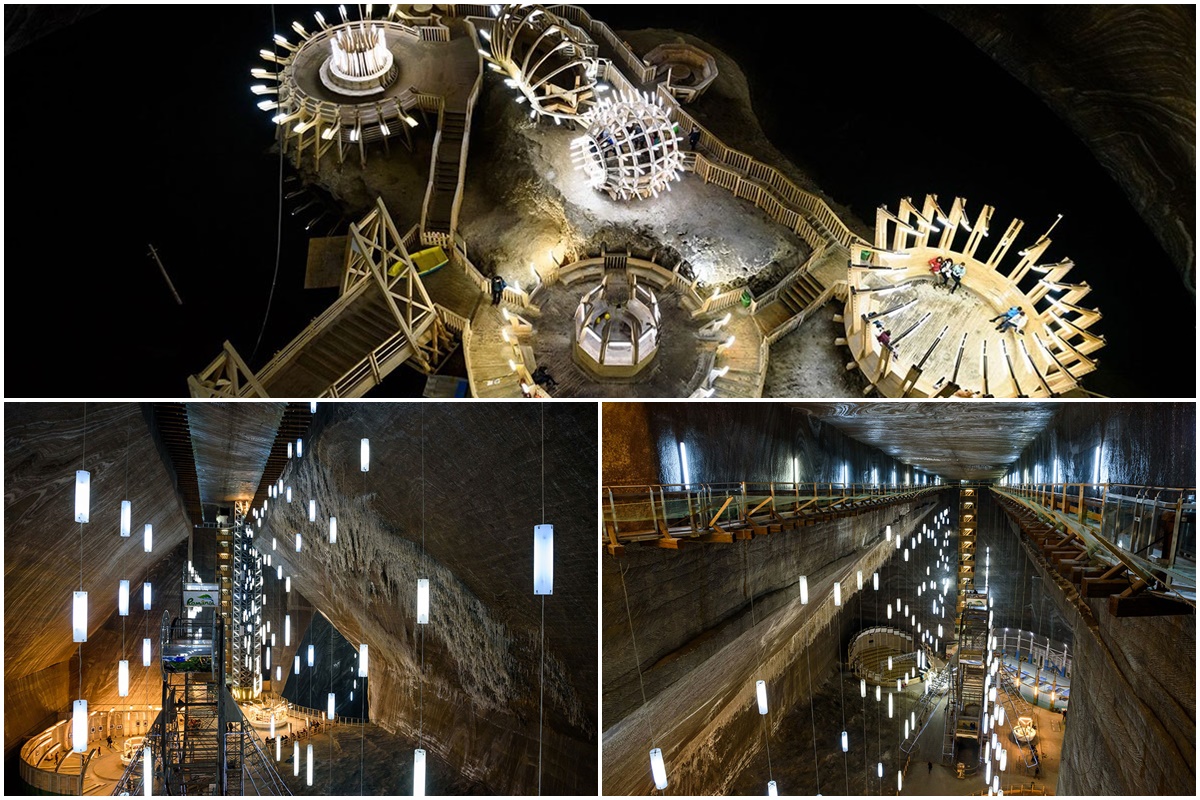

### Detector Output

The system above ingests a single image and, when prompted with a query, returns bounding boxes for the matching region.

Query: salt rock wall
[929,5,1196,291]
[602,500,941,795]
[4,403,193,753]
[995,503,1195,794]
[602,402,912,487]
[259,403,597,794]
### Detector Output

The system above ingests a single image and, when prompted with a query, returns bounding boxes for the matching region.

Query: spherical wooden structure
[570,92,685,200]
[843,194,1104,398]
[482,4,597,120]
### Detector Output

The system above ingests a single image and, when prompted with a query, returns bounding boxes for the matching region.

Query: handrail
[992,483,1195,602]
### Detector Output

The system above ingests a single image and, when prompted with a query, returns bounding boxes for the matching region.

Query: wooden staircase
[753,271,827,336]
[423,110,467,237]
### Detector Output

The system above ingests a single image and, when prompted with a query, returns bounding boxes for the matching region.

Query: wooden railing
[751,243,829,313]
[553,5,657,84]
[765,283,839,345]
[254,281,374,389]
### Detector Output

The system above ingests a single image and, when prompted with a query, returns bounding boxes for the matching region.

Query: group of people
[928,256,966,294]
[990,305,1028,334]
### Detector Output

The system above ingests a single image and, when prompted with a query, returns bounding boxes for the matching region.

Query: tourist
[948,262,966,293]
[937,259,953,287]
[876,328,896,354]
[689,126,701,151]
[990,306,1021,324]
[531,365,557,391]
[927,761,933,775]
[490,274,507,306]
[996,311,1027,334]
[929,257,945,285]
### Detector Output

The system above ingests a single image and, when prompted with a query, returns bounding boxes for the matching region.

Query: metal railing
[994,483,1196,599]
[603,481,946,543]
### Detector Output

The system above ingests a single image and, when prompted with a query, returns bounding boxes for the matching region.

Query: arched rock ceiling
[791,403,1061,481]
[187,402,285,505]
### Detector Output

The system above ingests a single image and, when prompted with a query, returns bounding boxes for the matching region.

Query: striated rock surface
[4,403,193,753]
[928,5,1196,291]
[260,403,597,794]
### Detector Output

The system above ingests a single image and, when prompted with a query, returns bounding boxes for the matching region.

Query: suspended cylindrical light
[887,605,892,620]
[119,580,130,616]
[649,748,668,790]
[755,680,768,715]
[270,714,276,739]
[327,692,335,719]
[120,500,131,537]
[297,438,304,458]
[860,678,866,698]
[904,720,909,739]
[308,645,315,667]
[75,471,91,523]
[277,565,283,580]
[841,730,848,752]
[118,660,130,697]
[358,643,369,677]
[887,656,893,671]
[72,699,88,752]
[361,438,370,472]
[903,549,909,562]
[293,741,300,777]
[898,771,903,791]
[833,581,842,606]
[999,748,1007,772]
[887,692,894,718]
[885,525,891,540]
[286,577,291,593]
[873,572,879,591]
[329,516,338,543]
[985,759,992,785]
[275,665,281,681]
[799,575,809,604]
[296,532,302,552]
[996,705,1005,726]
[272,537,277,551]
[286,486,293,503]
[143,638,152,667]
[285,614,291,646]
[144,524,153,553]
[413,748,426,796]
[308,500,316,522]
[144,582,152,611]
[306,742,313,786]
[856,570,863,590]
[73,591,88,642]
[143,744,152,796]
[294,655,300,675]
[877,762,883,779]
[532,523,555,595]
[276,736,281,762]
[417,579,430,624]
[266,647,272,670]
[875,685,881,702]
[768,780,778,796]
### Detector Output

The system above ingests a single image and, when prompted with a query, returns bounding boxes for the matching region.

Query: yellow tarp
[389,246,449,277]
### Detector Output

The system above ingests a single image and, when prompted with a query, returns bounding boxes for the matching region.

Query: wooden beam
[1081,577,1130,598]
[697,532,734,544]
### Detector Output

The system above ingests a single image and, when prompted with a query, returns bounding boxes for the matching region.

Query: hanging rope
[418,406,425,759]
[618,562,662,794]
[251,3,286,364]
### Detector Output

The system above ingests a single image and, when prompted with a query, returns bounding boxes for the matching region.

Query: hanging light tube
[756,680,768,714]
[306,742,313,785]
[143,744,152,796]
[286,576,291,593]
[649,748,668,790]
[841,730,848,752]
[276,736,281,762]
[327,692,335,719]
[75,471,91,523]
[359,643,369,677]
[120,500,131,537]
[144,583,152,611]
[308,645,315,667]
[361,438,370,472]
[413,748,426,796]
[296,438,303,458]
[293,741,300,777]
[799,575,809,604]
[295,655,300,675]
[72,699,88,752]
[833,581,842,606]
[296,532,302,552]
[309,500,316,522]
[119,580,130,616]
[73,591,88,642]
[768,780,778,796]
[285,614,291,646]
[143,638,152,667]
[534,524,554,595]
[329,516,337,544]
[144,524,153,553]
[417,579,430,624]
[118,660,130,696]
